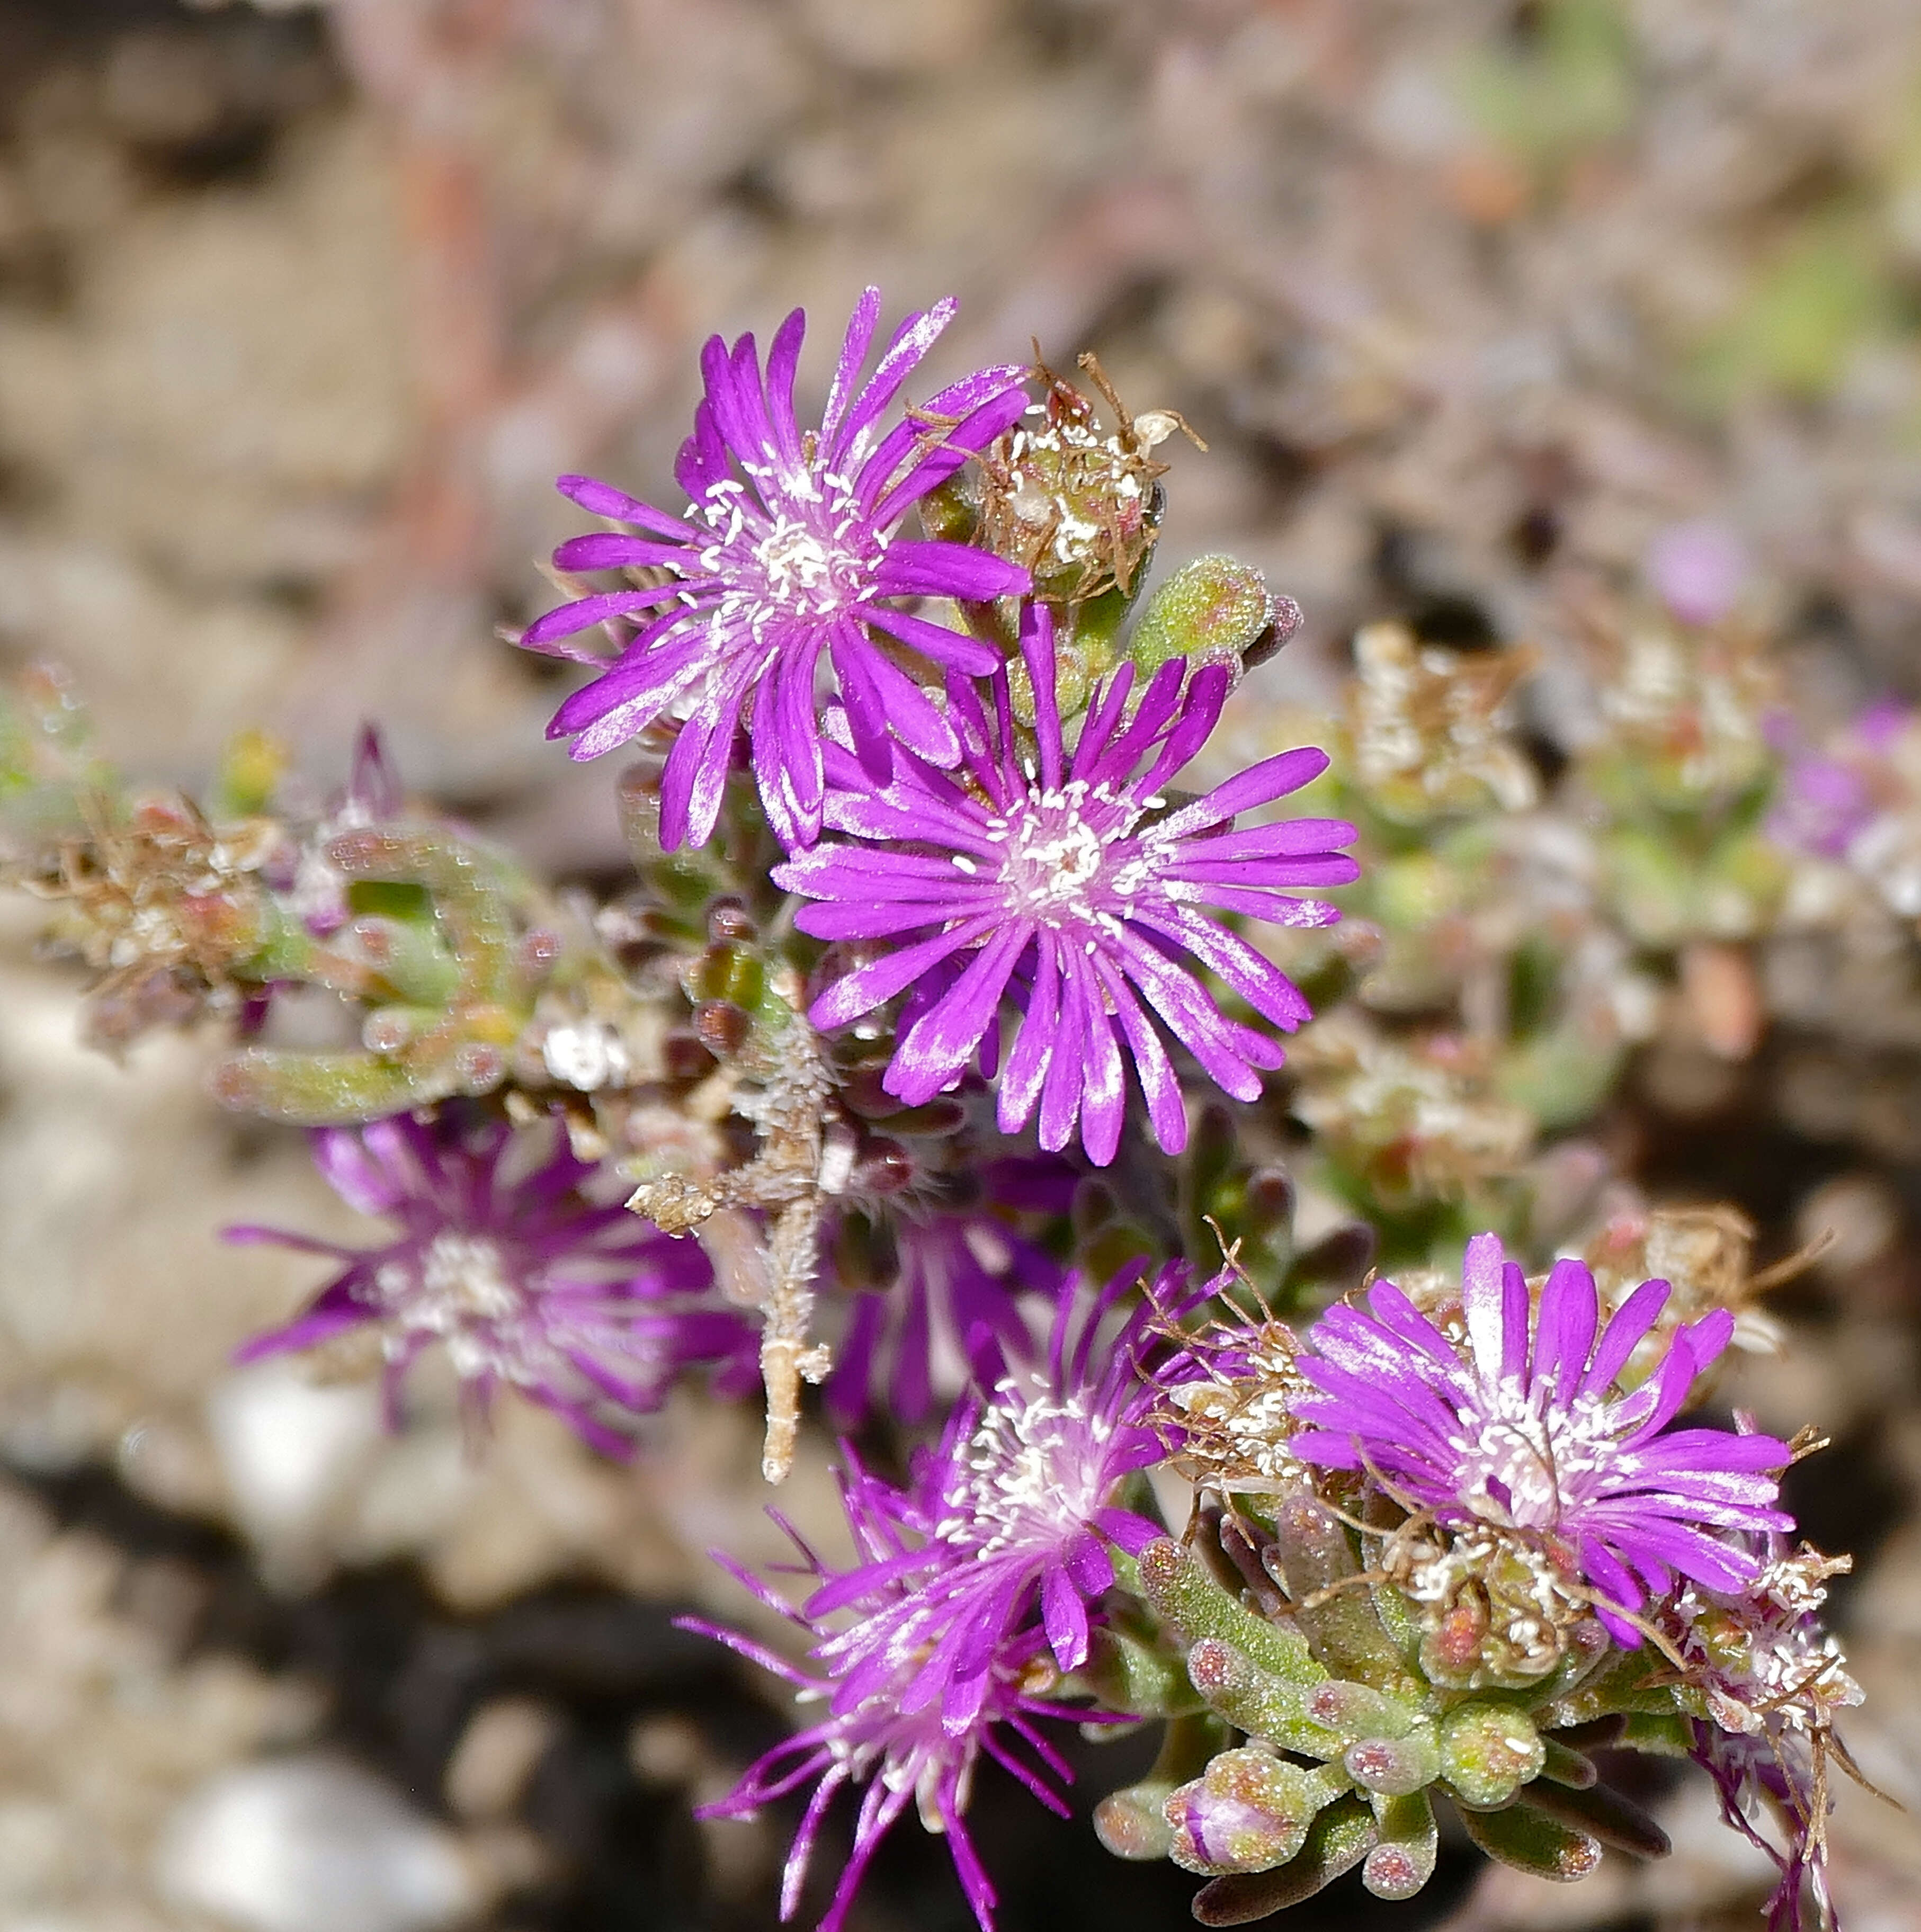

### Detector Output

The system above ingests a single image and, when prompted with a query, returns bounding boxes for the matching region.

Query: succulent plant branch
[1,286,1890,1932]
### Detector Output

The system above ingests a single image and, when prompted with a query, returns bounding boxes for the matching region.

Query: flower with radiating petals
[774,604,1359,1162]
[227,1111,754,1455]
[810,1263,1199,1733]
[1289,1232,1794,1645]
[820,1155,1075,1430]
[688,1471,1087,1932]
[518,289,1032,851]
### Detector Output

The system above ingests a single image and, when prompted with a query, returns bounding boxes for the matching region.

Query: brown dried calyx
[973,350,1204,605]
[20,791,282,1046]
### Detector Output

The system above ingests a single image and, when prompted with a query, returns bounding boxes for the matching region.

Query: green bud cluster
[1091,1523,1681,1915]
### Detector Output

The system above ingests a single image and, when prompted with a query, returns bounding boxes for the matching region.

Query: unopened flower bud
[1128,556,1275,681]
[1164,1748,1343,1875]
[1439,1702,1545,1807]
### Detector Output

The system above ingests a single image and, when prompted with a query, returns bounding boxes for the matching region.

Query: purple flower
[820,1155,1076,1430]
[1647,520,1749,628]
[1765,695,1909,862]
[227,1111,754,1456]
[809,1264,1195,1732]
[518,289,1031,852]
[774,604,1359,1164]
[1290,1233,1794,1646]
[689,1475,1085,1932]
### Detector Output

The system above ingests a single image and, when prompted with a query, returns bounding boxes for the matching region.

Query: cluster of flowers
[7,290,1859,1928]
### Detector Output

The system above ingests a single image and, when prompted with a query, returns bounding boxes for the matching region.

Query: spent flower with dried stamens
[1667,1532,1862,1931]
[519,288,1031,852]
[776,603,1357,1163]
[229,1110,753,1455]
[1290,1233,1794,1645]
[972,351,1198,604]
[25,790,284,1046]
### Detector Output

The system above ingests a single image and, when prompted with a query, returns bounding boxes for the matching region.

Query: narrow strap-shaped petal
[1531,1257,1600,1398]
[1459,1232,1510,1381]
[812,917,998,1032]
[997,933,1061,1134]
[828,296,954,468]
[1579,1277,1672,1397]
[1160,747,1335,838]
[556,472,695,541]
[1094,954,1186,1153]
[521,587,689,660]
[863,603,1002,676]
[1064,946,1127,1165]
[890,922,1030,1105]
[820,287,882,450]
[1021,603,1065,790]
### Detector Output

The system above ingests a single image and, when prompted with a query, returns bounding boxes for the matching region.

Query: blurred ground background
[5,1,1921,1928]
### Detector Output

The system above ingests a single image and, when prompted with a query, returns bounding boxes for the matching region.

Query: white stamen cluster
[936,1381,1114,1562]
[1669,1548,1863,1737]
[690,469,884,632]
[375,1233,524,1382]
[987,782,1141,928]
[1451,1380,1619,1531]
[1167,1330,1315,1496]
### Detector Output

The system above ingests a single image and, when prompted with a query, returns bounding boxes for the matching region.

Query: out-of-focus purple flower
[821,1157,1076,1430]
[1290,1233,1794,1645]
[687,1474,1087,1932]
[774,604,1358,1164]
[1765,695,1909,862]
[809,1263,1197,1732]
[1768,750,1875,861]
[518,289,1031,852]
[227,1111,754,1455]
[1648,520,1749,628]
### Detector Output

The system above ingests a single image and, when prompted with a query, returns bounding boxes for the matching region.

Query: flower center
[996,790,1127,926]
[1453,1386,1614,1532]
[691,469,883,627]
[377,1231,521,1334]
[754,517,847,609]
[940,1386,1111,1559]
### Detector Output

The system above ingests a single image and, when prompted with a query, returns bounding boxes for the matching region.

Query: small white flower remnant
[1669,1544,1862,1740]
[1164,1319,1316,1500]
